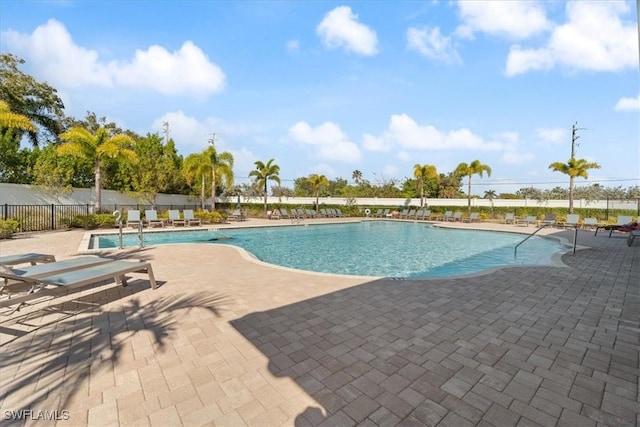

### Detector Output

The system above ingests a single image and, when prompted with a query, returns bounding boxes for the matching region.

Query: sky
[1,0,639,195]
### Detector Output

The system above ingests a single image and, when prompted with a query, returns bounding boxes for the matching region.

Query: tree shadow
[0,288,230,414]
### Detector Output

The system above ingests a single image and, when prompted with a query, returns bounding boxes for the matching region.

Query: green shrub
[196,210,226,223]
[0,219,20,238]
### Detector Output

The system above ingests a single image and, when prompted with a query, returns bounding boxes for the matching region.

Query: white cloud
[506,1,638,76]
[384,114,503,151]
[288,121,362,163]
[316,6,378,56]
[615,94,640,111]
[2,19,225,98]
[455,1,551,40]
[362,134,389,151]
[286,39,300,54]
[536,127,566,144]
[397,151,412,162]
[406,26,461,64]
[382,165,399,177]
[111,41,225,98]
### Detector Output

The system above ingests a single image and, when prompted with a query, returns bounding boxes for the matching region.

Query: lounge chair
[583,218,599,230]
[595,216,633,237]
[279,208,290,219]
[2,256,114,297]
[335,208,347,218]
[415,210,424,220]
[628,230,640,247]
[463,212,480,223]
[168,210,185,226]
[504,213,516,224]
[145,209,165,227]
[0,253,56,268]
[450,211,462,222]
[560,214,580,229]
[540,214,557,227]
[268,209,280,220]
[0,260,157,312]
[127,209,142,228]
[184,209,201,226]
[437,211,452,221]
[372,209,383,218]
[517,216,538,226]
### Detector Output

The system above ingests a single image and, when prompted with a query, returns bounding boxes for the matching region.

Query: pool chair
[184,209,201,226]
[168,209,186,226]
[127,209,142,228]
[0,253,56,268]
[540,214,557,227]
[504,213,516,224]
[0,260,157,313]
[560,214,580,229]
[463,212,480,223]
[279,208,290,219]
[145,209,165,227]
[2,256,115,296]
[450,211,462,222]
[517,216,538,227]
[595,216,633,237]
[628,230,640,247]
[267,209,280,220]
[583,218,599,230]
[415,209,424,220]
[437,211,453,221]
[336,208,348,217]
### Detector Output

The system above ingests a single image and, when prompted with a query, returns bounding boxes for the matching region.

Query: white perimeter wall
[1,183,637,210]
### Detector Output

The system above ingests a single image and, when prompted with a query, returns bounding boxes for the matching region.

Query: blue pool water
[93,221,566,278]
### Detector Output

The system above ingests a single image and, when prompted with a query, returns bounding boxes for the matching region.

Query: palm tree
[455,160,492,213]
[307,173,329,209]
[549,158,600,213]
[352,169,363,185]
[249,158,281,214]
[0,100,36,133]
[58,126,136,213]
[182,147,234,211]
[484,189,497,217]
[413,163,438,207]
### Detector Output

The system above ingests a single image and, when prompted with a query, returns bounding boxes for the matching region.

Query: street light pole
[208,133,216,211]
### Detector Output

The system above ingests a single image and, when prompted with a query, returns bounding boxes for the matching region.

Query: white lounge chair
[451,211,463,222]
[463,212,480,223]
[504,213,516,224]
[540,214,557,227]
[583,217,598,230]
[145,209,165,227]
[437,211,452,221]
[560,214,580,229]
[0,260,157,312]
[184,209,201,226]
[0,253,56,268]
[127,209,142,228]
[517,216,538,226]
[168,210,185,226]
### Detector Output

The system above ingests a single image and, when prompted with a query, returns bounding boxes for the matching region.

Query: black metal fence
[1,204,200,232]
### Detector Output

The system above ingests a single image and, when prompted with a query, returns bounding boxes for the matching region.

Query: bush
[67,214,117,229]
[196,210,226,224]
[0,219,20,238]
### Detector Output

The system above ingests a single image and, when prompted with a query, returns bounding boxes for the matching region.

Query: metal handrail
[514,225,548,258]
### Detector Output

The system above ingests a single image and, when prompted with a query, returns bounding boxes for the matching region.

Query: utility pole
[208,133,216,212]
[571,122,586,160]
[162,121,170,145]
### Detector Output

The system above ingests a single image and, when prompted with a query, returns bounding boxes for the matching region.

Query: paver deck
[0,218,638,426]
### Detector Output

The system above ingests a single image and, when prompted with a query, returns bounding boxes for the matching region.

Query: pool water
[94,222,566,278]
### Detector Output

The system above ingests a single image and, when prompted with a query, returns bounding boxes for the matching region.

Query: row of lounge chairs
[369,209,481,222]
[0,252,156,314]
[126,209,201,228]
[268,208,349,220]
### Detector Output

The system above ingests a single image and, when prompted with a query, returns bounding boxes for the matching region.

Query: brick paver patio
[0,219,638,426]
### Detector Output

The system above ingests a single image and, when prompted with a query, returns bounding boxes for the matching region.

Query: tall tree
[182,146,234,211]
[0,100,38,183]
[249,159,280,214]
[352,169,363,185]
[549,158,600,213]
[484,189,497,217]
[413,163,438,207]
[0,54,65,145]
[58,126,136,212]
[307,173,329,209]
[455,160,492,212]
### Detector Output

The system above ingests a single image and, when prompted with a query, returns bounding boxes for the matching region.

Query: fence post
[51,204,55,230]
[3,203,6,220]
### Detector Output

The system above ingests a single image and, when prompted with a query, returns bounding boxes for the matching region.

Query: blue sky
[1,0,638,194]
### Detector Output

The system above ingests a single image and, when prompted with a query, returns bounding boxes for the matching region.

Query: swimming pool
[92,222,567,278]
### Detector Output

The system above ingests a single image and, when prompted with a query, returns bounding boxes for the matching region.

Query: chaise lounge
[0,260,157,313]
